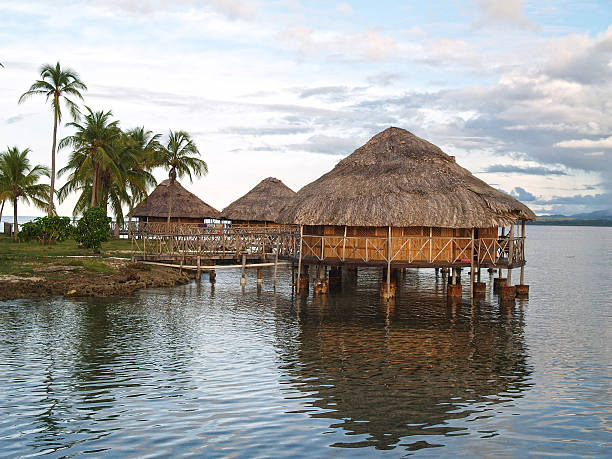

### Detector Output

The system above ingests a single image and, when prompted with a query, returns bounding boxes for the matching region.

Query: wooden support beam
[470,227,475,298]
[508,223,514,285]
[296,225,303,294]
[241,254,247,285]
[273,237,279,288]
[387,225,391,296]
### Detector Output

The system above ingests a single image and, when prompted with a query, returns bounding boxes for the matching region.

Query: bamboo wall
[301,225,500,264]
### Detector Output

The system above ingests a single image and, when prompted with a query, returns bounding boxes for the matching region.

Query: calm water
[1,226,610,457]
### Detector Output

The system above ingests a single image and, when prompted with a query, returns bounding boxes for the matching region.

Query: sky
[0,0,611,217]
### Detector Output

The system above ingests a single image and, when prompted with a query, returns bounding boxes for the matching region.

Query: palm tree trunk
[0,200,4,222]
[49,100,58,216]
[13,197,18,239]
[91,163,99,207]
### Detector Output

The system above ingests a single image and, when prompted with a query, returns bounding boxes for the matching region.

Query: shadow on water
[274,268,533,452]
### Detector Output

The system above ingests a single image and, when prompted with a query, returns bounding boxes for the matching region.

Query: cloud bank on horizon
[0,0,610,217]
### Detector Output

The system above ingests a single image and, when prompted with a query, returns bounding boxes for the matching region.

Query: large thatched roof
[133,179,220,219]
[278,127,536,227]
[221,177,295,222]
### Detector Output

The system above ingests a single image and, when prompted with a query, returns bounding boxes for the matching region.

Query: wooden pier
[128,221,528,299]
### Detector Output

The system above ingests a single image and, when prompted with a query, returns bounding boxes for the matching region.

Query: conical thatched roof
[133,179,220,219]
[221,177,295,222]
[278,127,536,227]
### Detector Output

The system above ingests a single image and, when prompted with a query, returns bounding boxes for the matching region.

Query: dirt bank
[0,261,193,301]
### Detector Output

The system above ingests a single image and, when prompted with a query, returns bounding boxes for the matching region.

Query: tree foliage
[74,206,111,252]
[18,62,87,215]
[19,216,73,257]
[0,147,50,238]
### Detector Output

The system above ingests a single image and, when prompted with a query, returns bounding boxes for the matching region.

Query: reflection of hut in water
[221,177,295,227]
[274,295,531,452]
[278,127,536,298]
[132,179,220,226]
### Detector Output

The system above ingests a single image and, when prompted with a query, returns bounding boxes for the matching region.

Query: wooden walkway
[128,223,525,269]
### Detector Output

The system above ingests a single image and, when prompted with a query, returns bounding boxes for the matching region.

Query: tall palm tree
[122,127,160,232]
[58,107,121,210]
[0,147,50,238]
[18,62,87,215]
[157,130,208,226]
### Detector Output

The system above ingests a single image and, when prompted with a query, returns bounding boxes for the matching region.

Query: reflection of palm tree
[157,130,207,227]
[274,290,531,451]
[18,62,87,215]
[0,147,50,238]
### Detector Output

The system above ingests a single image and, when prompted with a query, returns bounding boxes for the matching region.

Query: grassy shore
[0,235,133,276]
[0,235,193,300]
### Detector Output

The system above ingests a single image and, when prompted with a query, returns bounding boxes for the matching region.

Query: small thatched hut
[132,179,220,225]
[221,177,295,227]
[277,127,536,297]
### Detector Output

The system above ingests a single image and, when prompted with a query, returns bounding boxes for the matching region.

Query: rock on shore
[0,262,193,301]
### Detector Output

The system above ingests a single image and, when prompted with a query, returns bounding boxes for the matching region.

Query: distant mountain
[571,209,612,219]
[532,210,612,227]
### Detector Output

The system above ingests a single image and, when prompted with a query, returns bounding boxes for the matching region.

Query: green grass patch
[0,235,130,275]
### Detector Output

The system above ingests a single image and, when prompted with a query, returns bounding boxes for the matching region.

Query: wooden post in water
[296,225,303,294]
[342,225,347,261]
[470,228,475,298]
[520,220,525,285]
[508,223,514,285]
[273,236,279,288]
[196,256,201,282]
[240,253,247,285]
[257,267,263,284]
[387,226,391,295]
[209,259,216,283]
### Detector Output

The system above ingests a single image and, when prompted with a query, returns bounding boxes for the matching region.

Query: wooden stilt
[273,238,279,288]
[387,225,391,296]
[196,256,201,282]
[257,267,263,284]
[508,223,514,285]
[470,228,475,298]
[296,225,303,294]
[520,220,526,285]
[240,253,246,285]
[209,260,216,283]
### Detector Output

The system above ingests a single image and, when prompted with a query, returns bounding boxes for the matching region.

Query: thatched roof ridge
[133,179,220,219]
[278,127,536,227]
[221,177,296,222]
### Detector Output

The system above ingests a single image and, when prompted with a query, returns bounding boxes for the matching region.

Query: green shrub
[19,216,74,257]
[75,207,111,252]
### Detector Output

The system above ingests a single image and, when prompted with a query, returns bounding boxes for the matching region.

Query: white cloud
[473,0,537,30]
[555,136,612,149]
[281,25,396,60]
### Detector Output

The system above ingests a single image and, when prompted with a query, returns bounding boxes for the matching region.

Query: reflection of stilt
[313,265,329,295]
[240,254,246,286]
[448,267,462,298]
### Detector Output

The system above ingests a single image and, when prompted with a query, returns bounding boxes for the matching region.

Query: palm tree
[18,62,87,215]
[58,107,121,211]
[122,127,160,232]
[0,147,50,238]
[157,130,208,226]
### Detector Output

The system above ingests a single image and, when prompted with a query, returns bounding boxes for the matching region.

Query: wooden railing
[130,226,525,267]
[132,226,297,259]
[299,234,525,266]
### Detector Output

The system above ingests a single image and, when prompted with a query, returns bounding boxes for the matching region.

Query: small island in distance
[530,209,612,227]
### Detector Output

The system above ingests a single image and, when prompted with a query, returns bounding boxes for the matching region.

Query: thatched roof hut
[133,179,220,222]
[221,177,295,224]
[278,127,535,227]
